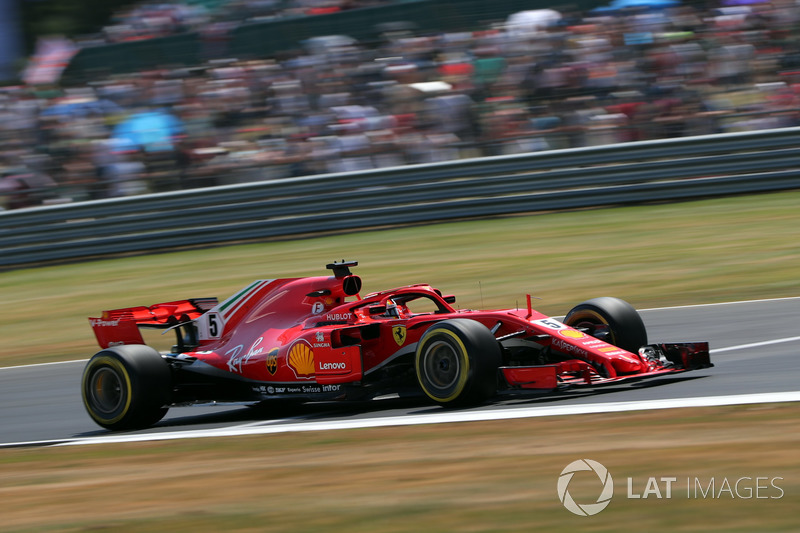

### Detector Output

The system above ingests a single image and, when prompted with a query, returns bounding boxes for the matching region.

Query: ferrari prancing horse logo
[392,325,407,346]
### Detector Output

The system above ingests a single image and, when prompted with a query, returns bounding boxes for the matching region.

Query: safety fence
[2,127,800,268]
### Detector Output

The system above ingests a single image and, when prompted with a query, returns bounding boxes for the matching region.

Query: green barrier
[62,0,605,82]
[64,33,204,82]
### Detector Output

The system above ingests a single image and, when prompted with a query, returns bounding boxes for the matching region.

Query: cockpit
[358,287,457,320]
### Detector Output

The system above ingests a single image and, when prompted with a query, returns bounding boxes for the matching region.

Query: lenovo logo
[319,362,347,371]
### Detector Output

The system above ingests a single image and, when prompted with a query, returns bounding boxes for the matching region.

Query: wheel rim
[422,340,460,392]
[568,312,615,344]
[88,367,125,415]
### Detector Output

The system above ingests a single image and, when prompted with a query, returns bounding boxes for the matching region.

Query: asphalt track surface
[2,297,799,447]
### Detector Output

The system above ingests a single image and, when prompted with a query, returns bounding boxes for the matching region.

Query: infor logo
[557,459,614,516]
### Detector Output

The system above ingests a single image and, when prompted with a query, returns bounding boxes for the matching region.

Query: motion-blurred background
[3,0,799,210]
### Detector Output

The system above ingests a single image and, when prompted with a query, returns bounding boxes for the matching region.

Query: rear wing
[89,298,218,349]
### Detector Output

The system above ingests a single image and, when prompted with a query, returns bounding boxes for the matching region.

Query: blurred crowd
[84,0,394,45]
[4,0,800,209]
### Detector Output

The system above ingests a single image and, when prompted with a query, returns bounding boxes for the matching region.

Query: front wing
[500,342,712,391]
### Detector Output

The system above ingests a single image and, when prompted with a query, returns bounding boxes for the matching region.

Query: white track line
[0,359,87,371]
[712,336,800,354]
[640,295,800,312]
[16,391,793,448]
[2,297,798,448]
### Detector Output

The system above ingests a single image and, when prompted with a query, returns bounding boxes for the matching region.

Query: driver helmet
[385,299,400,318]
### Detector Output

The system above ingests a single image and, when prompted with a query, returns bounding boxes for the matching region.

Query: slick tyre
[564,297,647,354]
[415,319,501,406]
[82,345,171,430]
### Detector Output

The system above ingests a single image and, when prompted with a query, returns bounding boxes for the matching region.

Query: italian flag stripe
[219,280,272,318]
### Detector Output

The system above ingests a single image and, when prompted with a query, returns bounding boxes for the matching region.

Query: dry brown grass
[2,403,799,532]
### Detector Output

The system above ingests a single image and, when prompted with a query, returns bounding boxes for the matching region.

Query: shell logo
[560,329,586,339]
[288,340,315,379]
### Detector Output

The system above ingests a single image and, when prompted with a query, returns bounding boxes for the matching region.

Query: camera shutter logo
[557,459,614,516]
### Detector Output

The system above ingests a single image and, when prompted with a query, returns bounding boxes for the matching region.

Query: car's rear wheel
[82,345,171,430]
[564,297,647,353]
[415,319,501,406]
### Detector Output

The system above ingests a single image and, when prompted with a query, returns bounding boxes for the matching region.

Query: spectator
[6,0,800,209]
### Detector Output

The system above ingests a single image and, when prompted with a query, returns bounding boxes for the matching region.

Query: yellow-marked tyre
[415,319,501,406]
[564,297,647,354]
[81,345,171,430]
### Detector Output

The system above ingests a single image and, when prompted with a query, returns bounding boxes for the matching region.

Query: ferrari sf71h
[82,261,711,430]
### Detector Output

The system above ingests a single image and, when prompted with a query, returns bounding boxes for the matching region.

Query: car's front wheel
[82,344,172,430]
[564,297,647,353]
[415,319,501,406]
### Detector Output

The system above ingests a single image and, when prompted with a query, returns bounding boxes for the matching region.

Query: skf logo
[265,348,278,375]
[392,325,407,346]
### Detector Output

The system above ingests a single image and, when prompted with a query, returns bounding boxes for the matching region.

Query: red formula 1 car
[82,261,711,430]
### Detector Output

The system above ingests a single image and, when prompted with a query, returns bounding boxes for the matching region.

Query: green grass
[2,190,800,366]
